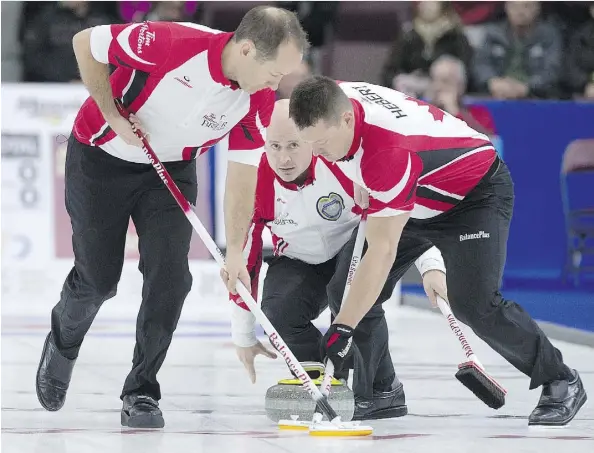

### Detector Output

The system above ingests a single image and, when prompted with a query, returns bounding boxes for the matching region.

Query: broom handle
[114,99,341,423]
[313,212,368,424]
[436,296,484,370]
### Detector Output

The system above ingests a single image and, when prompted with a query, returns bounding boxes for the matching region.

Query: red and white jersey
[230,153,447,313]
[336,82,497,219]
[73,21,273,165]
[229,153,447,343]
[235,153,361,302]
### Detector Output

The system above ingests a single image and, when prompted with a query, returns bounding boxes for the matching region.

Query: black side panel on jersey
[122,71,150,108]
[417,147,475,176]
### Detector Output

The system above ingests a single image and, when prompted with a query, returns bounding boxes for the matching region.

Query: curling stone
[265,362,354,422]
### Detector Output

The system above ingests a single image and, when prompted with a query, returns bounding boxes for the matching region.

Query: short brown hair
[289,76,351,129]
[234,6,309,61]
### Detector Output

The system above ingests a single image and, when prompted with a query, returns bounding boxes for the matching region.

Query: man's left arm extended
[222,89,274,294]
[223,161,258,293]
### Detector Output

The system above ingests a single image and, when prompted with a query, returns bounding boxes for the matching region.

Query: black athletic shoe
[36,332,76,411]
[121,394,165,428]
[353,382,408,421]
[528,369,587,426]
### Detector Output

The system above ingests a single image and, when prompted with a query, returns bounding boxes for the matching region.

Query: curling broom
[279,212,373,436]
[436,296,506,409]
[115,99,372,437]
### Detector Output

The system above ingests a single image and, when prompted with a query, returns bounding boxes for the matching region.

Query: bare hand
[106,113,143,147]
[506,78,529,99]
[488,77,511,99]
[393,73,427,97]
[220,252,251,295]
[422,269,448,308]
[353,183,369,209]
[236,342,277,383]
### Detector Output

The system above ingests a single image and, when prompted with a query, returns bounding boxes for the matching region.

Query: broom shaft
[313,213,368,424]
[436,297,485,369]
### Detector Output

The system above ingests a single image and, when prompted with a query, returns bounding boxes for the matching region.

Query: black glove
[320,324,354,372]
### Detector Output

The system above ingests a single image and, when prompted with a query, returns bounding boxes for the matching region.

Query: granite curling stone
[265,362,354,422]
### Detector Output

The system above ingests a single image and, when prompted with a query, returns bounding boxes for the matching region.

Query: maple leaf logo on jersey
[405,96,445,122]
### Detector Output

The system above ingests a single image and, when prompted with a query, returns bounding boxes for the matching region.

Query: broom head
[455,361,507,409]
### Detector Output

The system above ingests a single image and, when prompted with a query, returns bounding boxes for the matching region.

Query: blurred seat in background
[200,1,267,32]
[325,1,408,85]
[561,138,594,285]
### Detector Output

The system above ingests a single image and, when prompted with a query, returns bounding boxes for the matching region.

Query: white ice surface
[2,262,593,453]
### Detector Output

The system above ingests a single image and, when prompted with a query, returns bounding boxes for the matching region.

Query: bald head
[234,6,309,61]
[268,100,295,140]
[266,100,313,182]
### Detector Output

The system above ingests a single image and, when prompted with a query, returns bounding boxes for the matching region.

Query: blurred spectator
[277,2,338,73]
[541,1,593,43]
[22,1,110,83]
[277,2,337,49]
[380,1,472,98]
[566,3,594,100]
[118,1,200,23]
[425,55,495,135]
[451,1,504,49]
[277,60,312,100]
[451,1,502,25]
[473,1,562,99]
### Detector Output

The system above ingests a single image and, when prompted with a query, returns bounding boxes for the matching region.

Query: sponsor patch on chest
[316,192,345,221]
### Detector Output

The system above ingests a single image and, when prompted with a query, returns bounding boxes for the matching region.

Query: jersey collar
[208,32,240,90]
[340,99,365,162]
[276,156,318,191]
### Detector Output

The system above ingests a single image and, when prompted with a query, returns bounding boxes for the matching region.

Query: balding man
[230,100,448,421]
[426,55,495,136]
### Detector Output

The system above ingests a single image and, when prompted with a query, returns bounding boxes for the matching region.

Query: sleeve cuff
[90,25,112,64]
[230,300,258,347]
[227,147,265,167]
[415,246,446,275]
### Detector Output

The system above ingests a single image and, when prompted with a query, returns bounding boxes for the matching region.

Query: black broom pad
[456,362,506,409]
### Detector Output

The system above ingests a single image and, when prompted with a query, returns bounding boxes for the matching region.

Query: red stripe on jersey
[94,129,117,146]
[357,132,423,215]
[415,196,456,213]
[73,68,137,145]
[254,154,277,222]
[229,220,266,310]
[106,23,172,72]
[185,137,226,160]
[420,148,496,197]
[272,234,283,256]
[228,89,274,152]
[322,158,355,199]
[182,146,196,161]
[394,132,491,153]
